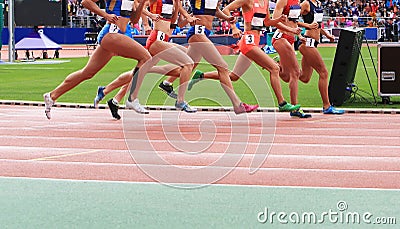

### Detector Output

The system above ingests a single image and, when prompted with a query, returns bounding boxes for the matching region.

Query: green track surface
[0,177,398,228]
[1,46,399,109]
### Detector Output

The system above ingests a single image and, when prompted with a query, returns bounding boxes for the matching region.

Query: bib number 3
[245,34,255,45]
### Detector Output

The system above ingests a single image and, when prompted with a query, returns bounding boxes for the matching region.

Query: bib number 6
[157,31,166,41]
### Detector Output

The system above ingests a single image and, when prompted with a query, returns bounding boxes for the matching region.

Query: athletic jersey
[282,0,301,21]
[149,0,174,19]
[191,0,218,16]
[242,0,269,30]
[106,0,134,18]
[302,0,323,24]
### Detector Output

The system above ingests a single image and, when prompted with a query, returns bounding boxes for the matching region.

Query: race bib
[245,34,255,45]
[314,9,324,23]
[157,31,167,41]
[272,30,283,39]
[288,5,301,19]
[251,15,265,27]
[162,4,174,15]
[204,0,218,9]
[305,37,316,47]
[195,25,205,35]
[109,24,120,33]
[121,0,134,10]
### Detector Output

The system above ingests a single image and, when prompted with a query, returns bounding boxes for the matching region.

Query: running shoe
[278,102,301,112]
[94,86,105,108]
[273,55,280,63]
[158,82,177,99]
[234,103,259,114]
[175,101,197,113]
[323,106,345,115]
[126,98,149,114]
[290,109,312,118]
[188,70,204,91]
[43,93,54,120]
[107,99,121,120]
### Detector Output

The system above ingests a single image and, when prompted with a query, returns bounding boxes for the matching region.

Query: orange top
[242,0,269,23]
[149,0,163,14]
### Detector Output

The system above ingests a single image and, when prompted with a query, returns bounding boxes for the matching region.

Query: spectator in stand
[326,17,338,28]
[221,20,230,34]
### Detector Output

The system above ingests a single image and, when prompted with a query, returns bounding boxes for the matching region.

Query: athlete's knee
[300,75,311,83]
[269,64,280,76]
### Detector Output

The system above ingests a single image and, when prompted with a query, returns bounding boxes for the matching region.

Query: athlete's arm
[170,0,181,24]
[131,0,148,24]
[271,0,301,34]
[82,0,118,23]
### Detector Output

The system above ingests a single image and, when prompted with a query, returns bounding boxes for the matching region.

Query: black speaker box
[378,43,400,96]
[328,28,365,106]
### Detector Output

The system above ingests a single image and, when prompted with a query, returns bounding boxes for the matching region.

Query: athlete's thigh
[82,45,114,73]
[273,39,299,71]
[231,53,252,77]
[245,48,277,72]
[189,37,227,69]
[101,33,149,61]
[299,45,314,78]
[150,41,193,66]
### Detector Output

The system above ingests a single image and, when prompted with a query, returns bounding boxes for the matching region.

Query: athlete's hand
[327,34,335,42]
[298,35,306,43]
[291,27,302,35]
[232,27,242,38]
[105,14,119,24]
[228,16,236,23]
[150,13,161,22]
[277,14,287,23]
[308,22,319,30]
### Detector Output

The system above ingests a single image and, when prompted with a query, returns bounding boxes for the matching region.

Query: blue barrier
[2,28,92,45]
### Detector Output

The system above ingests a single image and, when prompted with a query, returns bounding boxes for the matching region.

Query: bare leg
[273,39,300,105]
[299,45,330,109]
[187,36,241,108]
[50,45,113,100]
[149,41,194,103]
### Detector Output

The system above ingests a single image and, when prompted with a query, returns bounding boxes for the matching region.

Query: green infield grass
[1,46,399,109]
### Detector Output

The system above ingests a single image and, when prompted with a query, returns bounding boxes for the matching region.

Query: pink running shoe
[234,103,259,114]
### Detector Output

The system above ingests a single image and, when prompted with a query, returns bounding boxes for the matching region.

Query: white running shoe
[43,93,54,119]
[125,98,149,114]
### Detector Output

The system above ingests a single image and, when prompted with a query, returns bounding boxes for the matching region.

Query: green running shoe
[188,70,204,91]
[278,102,301,112]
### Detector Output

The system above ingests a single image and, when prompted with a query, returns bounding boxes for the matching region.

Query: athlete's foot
[323,106,345,115]
[158,82,177,99]
[94,86,105,108]
[234,103,259,114]
[175,101,197,113]
[188,70,204,91]
[278,101,301,112]
[290,109,312,118]
[107,99,121,120]
[126,98,149,114]
[43,93,54,120]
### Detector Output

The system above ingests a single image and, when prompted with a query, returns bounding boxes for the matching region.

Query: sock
[112,98,119,105]
[128,67,140,102]
[163,80,172,86]
[278,101,287,107]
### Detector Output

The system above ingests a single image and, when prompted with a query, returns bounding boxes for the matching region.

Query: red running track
[1,105,399,189]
